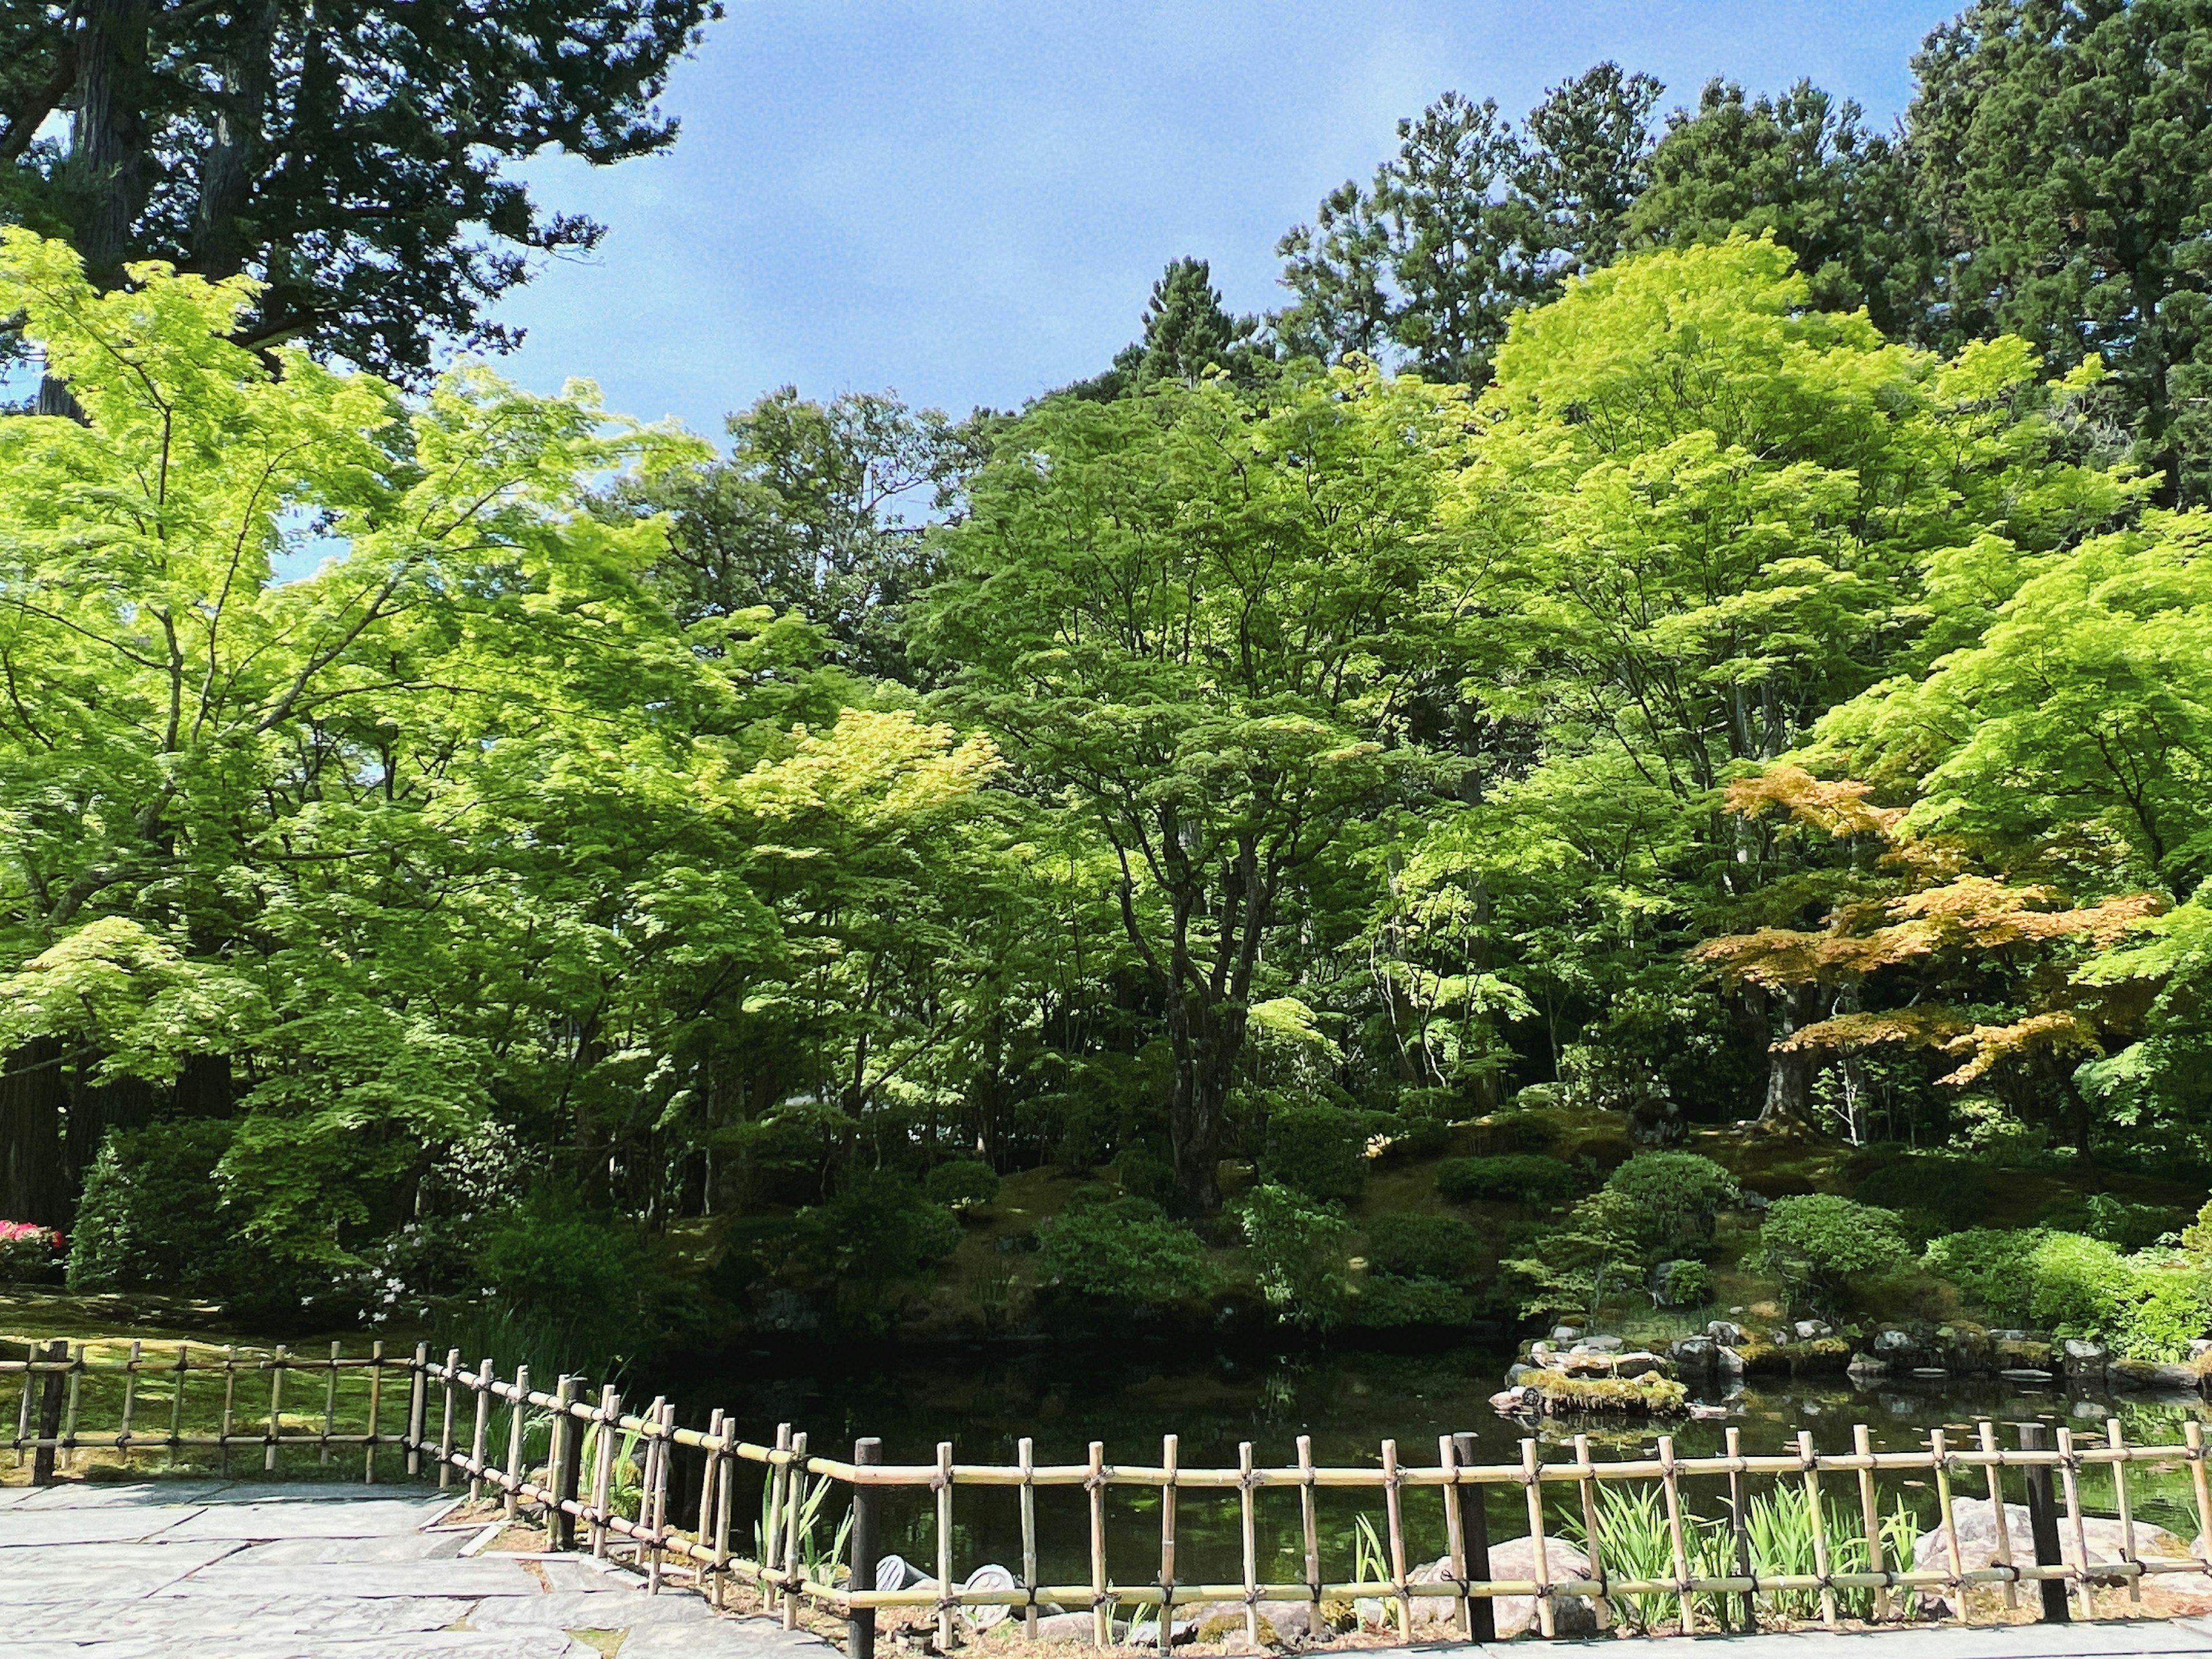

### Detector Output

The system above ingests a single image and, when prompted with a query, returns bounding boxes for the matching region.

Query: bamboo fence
[10,1336,2212,1651]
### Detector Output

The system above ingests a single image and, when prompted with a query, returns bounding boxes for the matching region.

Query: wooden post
[13,1338,32,1469]
[504,1363,529,1521]
[30,1339,65,1486]
[766,1423,791,1613]
[2018,1421,2069,1623]
[931,1438,952,1649]
[1571,1433,1607,1633]
[118,1340,141,1467]
[404,1342,429,1478]
[2186,1421,2212,1590]
[220,1344,238,1478]
[1384,1438,1411,1641]
[1657,1433,1694,1637]
[438,1347,461,1492]
[1452,1432,1493,1643]
[1931,1427,1968,1624]
[1298,1435,1323,1637]
[1854,1423,1888,1624]
[60,1340,80,1471]
[1158,1433,1178,1634]
[267,1345,287,1474]
[321,1342,340,1468]
[2056,1426,2094,1620]
[711,1412,735,1611]
[648,1400,674,1594]
[789,1430,815,1634]
[1238,1441,1260,1647]
[589,1385,621,1558]
[166,1345,187,1471]
[2109,1418,2141,1605]
[1726,1426,1754,1633]
[550,1376,582,1551]
[1799,1429,1838,1629]
[363,1340,383,1484]
[1019,1436,1039,1640]
[468,1359,494,1504]
[1088,1440,1108,1649]
[1981,1419,2020,1611]
[849,1437,882,1659]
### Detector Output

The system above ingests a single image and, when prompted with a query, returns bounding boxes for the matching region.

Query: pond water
[659,1341,2212,1595]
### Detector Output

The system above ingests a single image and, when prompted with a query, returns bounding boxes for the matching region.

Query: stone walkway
[1,1477,836,1658]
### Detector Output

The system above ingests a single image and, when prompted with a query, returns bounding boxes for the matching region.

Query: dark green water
[664,1342,2212,1593]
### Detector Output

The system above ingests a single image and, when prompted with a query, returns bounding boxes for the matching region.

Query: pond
[657,1340,2212,1599]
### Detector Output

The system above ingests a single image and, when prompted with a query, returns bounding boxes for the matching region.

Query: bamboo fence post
[1979,1419,2019,1611]
[118,1340,141,1468]
[1657,1433,1694,1637]
[1297,1434,1321,1636]
[60,1341,81,1471]
[589,1385,620,1558]
[504,1363,529,1522]
[264,1345,288,1474]
[1020,1436,1039,1640]
[1158,1433,1178,1633]
[468,1359,493,1504]
[1853,1423,1888,1623]
[404,1342,429,1478]
[711,1415,735,1611]
[321,1341,340,1468]
[550,1376,583,1552]
[437,1347,461,1492]
[1452,1431,1493,1643]
[765,1423,791,1613]
[2056,1425,2094,1620]
[642,1395,668,1576]
[850,1436,882,1659]
[2108,1418,2140,1605]
[931,1438,953,1650]
[31,1339,64,1486]
[2187,1421,2212,1586]
[699,1407,724,1580]
[1439,1435,1468,1639]
[166,1344,186,1471]
[1384,1438,1411,1641]
[1088,1440,1108,1649]
[363,1340,384,1484]
[12,1338,29,1468]
[1798,1429,1838,1630]
[1238,1441,1260,1647]
[1572,1433,1608,1632]
[219,1344,238,1478]
[1725,1426,1753,1633]
[648,1400,673,1594]
[2018,1421,2069,1624]
[1519,1437,1556,1638]
[787,1429,813,1633]
[1930,1427,1968,1624]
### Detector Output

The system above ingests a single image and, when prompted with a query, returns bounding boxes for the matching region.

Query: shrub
[1652,1258,1711,1308]
[1922,1229,2042,1325]
[1236,1183,1351,1330]
[1115,1150,1176,1206]
[797,1170,961,1296]
[1038,1193,1213,1308]
[0,1221,63,1282]
[1262,1107,1365,1202]
[1364,1213,1483,1284]
[1751,1195,1911,1316]
[1606,1152,1739,1252]
[924,1159,1001,1213]
[1353,1272,1471,1328]
[2039,1193,2179,1252]
[1853,1155,1993,1236]
[478,1187,655,1365]
[1437,1154,1580,1206]
[68,1120,252,1297]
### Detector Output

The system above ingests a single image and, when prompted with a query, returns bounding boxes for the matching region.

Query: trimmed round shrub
[1353,1272,1471,1328]
[1752,1195,1911,1315]
[2038,1193,2180,1252]
[1237,1183,1351,1330]
[924,1159,1001,1213]
[799,1170,960,1286]
[1262,1107,1366,1202]
[68,1120,252,1297]
[1039,1192,1213,1308]
[1364,1213,1483,1285]
[1605,1152,1739,1252]
[1853,1156,1993,1236]
[1922,1229,2040,1324]
[1115,1150,1176,1206]
[1652,1257,1711,1308]
[1437,1154,1579,1206]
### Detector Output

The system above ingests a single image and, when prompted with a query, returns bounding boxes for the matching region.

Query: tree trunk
[68,0,153,283]
[1758,984,1820,1126]
[0,1040,69,1226]
[187,0,279,280]
[65,1067,156,1197]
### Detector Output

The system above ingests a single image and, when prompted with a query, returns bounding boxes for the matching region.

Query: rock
[1998,1368,2055,1384]
[1668,1336,1716,1373]
[1706,1320,1744,1346]
[1715,1346,1745,1378]
[1174,1599,1315,1645]
[1874,1327,1916,1355]
[1847,1354,1890,1382]
[1552,1325,1582,1342]
[1490,1387,1534,1414]
[2108,1358,2202,1392]
[1574,1334,1624,1353]
[1728,1304,1746,1315]
[2062,1338,2109,1377]
[1911,1367,1949,1379]
[1740,1190,1770,1211]
[1036,1612,1125,1642]
[1912,1499,2212,1619]
[1794,1319,1828,1340]
[1995,1337,2054,1370]
[1505,1363,1533,1387]
[2192,1339,2212,1360]
[1409,1537,1600,1639]
[1767,1328,1793,1347]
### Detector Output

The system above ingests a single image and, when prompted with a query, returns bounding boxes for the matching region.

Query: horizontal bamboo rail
[11,1335,2212,1648]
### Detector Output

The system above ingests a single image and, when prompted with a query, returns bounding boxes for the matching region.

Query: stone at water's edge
[1911,1498,2212,1619]
[1408,1537,1601,1639]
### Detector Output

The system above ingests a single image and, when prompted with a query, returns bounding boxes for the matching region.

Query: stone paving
[13,1478,2212,1658]
[0,1477,836,1658]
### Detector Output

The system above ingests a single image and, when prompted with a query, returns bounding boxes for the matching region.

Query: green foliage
[1605,1152,1739,1253]
[1924,1225,2212,1361]
[1501,1188,1646,1325]
[1236,1183,1352,1330]
[923,1160,1001,1213]
[2039,1193,2180,1253]
[1922,1229,2040,1325]
[1437,1154,1581,1206]
[1752,1195,1911,1315]
[67,1122,251,1299]
[1653,1258,1711,1308]
[1350,1272,1471,1329]
[797,1172,961,1305]
[1852,1156,1994,1238]
[1261,1107,1366,1203]
[1037,1193,1213,1309]
[1362,1213,1483,1285]
[476,1189,653,1369]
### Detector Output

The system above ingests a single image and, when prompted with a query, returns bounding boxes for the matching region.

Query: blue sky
[498,1,1965,440]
